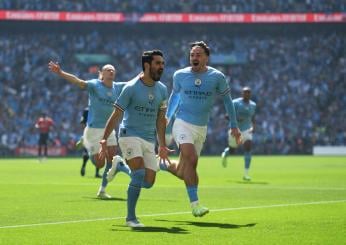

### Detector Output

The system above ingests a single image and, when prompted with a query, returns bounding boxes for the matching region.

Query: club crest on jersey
[194,78,202,87]
[107,91,112,97]
[148,93,154,105]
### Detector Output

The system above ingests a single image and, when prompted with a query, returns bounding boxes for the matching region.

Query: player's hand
[229,127,242,145]
[48,61,62,74]
[158,145,174,165]
[98,139,108,160]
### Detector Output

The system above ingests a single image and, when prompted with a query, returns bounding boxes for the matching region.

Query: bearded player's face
[149,55,165,81]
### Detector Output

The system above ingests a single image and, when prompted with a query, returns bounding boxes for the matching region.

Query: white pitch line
[0,199,345,230]
[1,182,345,191]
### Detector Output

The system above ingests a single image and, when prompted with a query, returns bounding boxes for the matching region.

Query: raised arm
[48,61,87,89]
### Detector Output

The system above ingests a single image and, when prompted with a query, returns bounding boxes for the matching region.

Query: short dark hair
[142,50,163,71]
[190,41,210,56]
[243,86,251,92]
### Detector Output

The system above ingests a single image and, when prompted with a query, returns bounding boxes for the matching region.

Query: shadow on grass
[156,219,256,229]
[82,196,127,201]
[228,180,269,185]
[112,225,189,234]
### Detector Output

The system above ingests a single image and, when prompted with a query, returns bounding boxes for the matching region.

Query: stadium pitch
[0,156,345,244]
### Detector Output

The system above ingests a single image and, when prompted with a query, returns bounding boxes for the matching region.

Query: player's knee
[182,154,198,167]
[94,156,105,168]
[130,168,145,188]
[142,180,154,189]
[176,171,184,180]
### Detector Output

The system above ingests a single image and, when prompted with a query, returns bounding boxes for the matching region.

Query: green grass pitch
[0,156,345,244]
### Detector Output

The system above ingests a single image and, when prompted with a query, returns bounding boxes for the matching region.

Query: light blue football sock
[127,169,145,221]
[244,152,252,170]
[186,185,198,203]
[116,161,131,176]
[101,162,112,188]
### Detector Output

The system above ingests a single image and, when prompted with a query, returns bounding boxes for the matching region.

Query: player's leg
[242,129,253,181]
[42,134,48,160]
[126,157,145,227]
[119,137,147,227]
[104,129,131,182]
[168,118,209,217]
[38,143,42,159]
[97,145,116,199]
[159,154,184,180]
[106,146,131,183]
[243,140,252,181]
[82,127,112,198]
[141,140,161,189]
[95,167,101,178]
[38,135,43,161]
[43,142,48,159]
[221,132,239,168]
[180,143,209,217]
[159,120,186,179]
[82,127,106,169]
[80,147,88,176]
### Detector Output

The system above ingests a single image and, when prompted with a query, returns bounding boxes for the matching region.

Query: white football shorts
[83,126,117,155]
[172,118,207,156]
[118,136,158,172]
[228,128,253,148]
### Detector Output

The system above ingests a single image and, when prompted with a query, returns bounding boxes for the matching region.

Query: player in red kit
[35,112,54,161]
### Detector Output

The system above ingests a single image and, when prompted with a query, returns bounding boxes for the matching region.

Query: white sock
[99,186,105,193]
[244,168,249,176]
[190,201,199,208]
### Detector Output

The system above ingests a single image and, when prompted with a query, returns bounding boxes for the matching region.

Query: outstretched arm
[48,61,87,89]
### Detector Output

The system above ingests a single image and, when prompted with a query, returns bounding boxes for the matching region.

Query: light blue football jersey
[171,66,231,126]
[233,98,256,131]
[115,77,168,143]
[86,79,126,128]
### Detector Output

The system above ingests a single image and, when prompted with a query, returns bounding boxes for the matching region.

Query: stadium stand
[0,2,344,156]
[0,0,344,13]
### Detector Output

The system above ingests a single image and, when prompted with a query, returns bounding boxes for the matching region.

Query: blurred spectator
[35,112,54,161]
[0,28,344,155]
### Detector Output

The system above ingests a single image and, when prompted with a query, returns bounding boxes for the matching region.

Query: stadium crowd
[0,0,344,13]
[0,28,344,156]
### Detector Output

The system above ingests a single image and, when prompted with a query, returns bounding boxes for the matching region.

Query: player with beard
[161,41,241,217]
[99,50,171,227]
